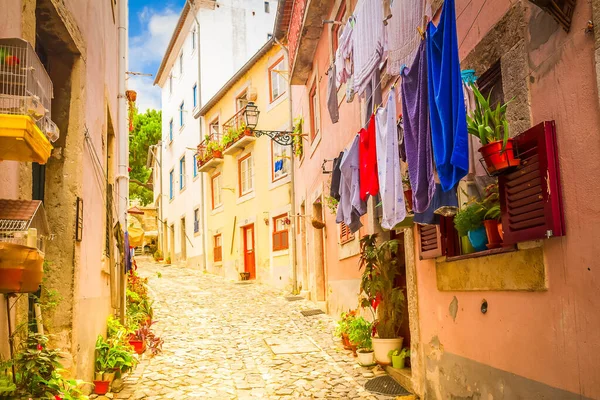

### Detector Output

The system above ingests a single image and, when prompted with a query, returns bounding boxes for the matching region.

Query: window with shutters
[417,224,443,260]
[213,234,222,262]
[340,222,354,244]
[238,154,253,196]
[272,214,289,251]
[211,173,222,209]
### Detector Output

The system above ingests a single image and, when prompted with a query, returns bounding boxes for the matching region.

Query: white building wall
[157,0,277,267]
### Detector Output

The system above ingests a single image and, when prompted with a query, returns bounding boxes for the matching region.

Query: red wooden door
[243,224,256,279]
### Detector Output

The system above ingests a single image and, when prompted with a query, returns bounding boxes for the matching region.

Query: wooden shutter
[440,216,460,258]
[340,222,354,244]
[418,224,443,259]
[499,121,565,244]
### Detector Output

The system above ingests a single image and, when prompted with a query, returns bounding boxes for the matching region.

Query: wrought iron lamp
[244,102,294,147]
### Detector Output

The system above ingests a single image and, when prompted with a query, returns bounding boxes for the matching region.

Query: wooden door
[243,224,256,279]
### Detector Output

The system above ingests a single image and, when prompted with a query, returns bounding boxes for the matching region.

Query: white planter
[357,349,374,366]
[372,337,403,365]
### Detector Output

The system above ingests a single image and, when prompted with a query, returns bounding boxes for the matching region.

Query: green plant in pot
[388,347,410,369]
[348,316,374,366]
[466,85,519,174]
[454,203,487,252]
[334,310,357,350]
[204,140,223,160]
[479,183,503,248]
[359,234,406,366]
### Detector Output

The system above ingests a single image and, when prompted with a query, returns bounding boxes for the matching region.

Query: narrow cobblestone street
[116,259,394,399]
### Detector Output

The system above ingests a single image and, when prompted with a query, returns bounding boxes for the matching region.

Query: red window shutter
[440,216,460,257]
[281,231,289,249]
[340,222,354,244]
[273,231,281,251]
[499,121,565,244]
[418,224,443,259]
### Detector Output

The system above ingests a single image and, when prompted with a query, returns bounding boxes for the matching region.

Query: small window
[264,1,270,13]
[193,208,200,233]
[236,91,248,113]
[191,26,197,50]
[273,214,289,251]
[214,234,222,262]
[478,60,504,108]
[169,75,173,94]
[272,142,289,181]
[169,119,173,142]
[211,173,222,209]
[238,154,253,196]
[269,57,286,103]
[193,154,198,177]
[169,169,174,200]
[193,83,198,108]
[309,83,319,142]
[179,156,186,190]
[340,222,354,244]
[209,118,219,136]
[179,52,184,75]
[179,102,185,127]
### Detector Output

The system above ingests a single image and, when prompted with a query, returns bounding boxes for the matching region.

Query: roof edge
[154,3,191,86]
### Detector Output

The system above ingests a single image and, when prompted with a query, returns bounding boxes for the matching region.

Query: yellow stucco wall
[201,45,292,289]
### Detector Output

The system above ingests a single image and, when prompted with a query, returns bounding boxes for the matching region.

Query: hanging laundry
[414,183,458,225]
[352,0,385,95]
[274,159,283,173]
[401,40,435,214]
[363,67,382,125]
[330,151,345,201]
[397,119,407,163]
[335,19,354,88]
[337,136,366,233]
[426,0,469,192]
[386,0,431,76]
[327,64,340,124]
[359,115,379,201]
[375,87,406,229]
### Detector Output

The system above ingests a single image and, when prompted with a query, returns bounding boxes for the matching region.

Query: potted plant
[479,184,503,249]
[467,85,519,174]
[348,316,374,366]
[358,235,406,365]
[454,203,487,252]
[165,254,171,264]
[388,347,410,369]
[128,327,147,355]
[205,140,223,159]
[334,310,357,350]
[153,249,163,262]
[94,336,112,394]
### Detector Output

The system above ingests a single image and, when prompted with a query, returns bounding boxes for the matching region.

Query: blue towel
[426,0,468,192]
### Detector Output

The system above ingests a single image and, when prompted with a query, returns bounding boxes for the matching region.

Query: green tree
[129,109,162,205]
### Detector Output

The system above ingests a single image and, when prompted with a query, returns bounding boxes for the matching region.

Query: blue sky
[128,0,186,112]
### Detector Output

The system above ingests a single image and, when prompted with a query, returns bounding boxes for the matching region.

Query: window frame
[271,141,289,182]
[193,83,198,108]
[268,57,286,103]
[331,2,346,57]
[264,1,270,13]
[238,153,253,196]
[179,155,186,191]
[169,169,174,200]
[236,90,248,113]
[213,234,222,262]
[179,51,184,75]
[179,101,185,127]
[193,208,200,233]
[340,222,354,244]
[309,82,319,142]
[193,154,198,178]
[168,118,173,142]
[211,172,222,209]
[272,214,289,251]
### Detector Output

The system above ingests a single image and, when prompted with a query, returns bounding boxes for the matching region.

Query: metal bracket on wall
[321,159,334,174]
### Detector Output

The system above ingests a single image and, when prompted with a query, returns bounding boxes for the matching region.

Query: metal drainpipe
[186,0,208,270]
[274,37,298,294]
[117,0,129,324]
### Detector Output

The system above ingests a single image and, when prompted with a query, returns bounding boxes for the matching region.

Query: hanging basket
[0,242,44,293]
[311,218,326,229]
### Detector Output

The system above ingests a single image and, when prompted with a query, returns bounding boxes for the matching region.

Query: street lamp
[244,102,294,147]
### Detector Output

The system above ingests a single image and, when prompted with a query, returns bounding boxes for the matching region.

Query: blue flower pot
[468,227,488,251]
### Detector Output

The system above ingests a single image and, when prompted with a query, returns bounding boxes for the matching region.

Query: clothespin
[417,26,425,40]
[400,64,407,76]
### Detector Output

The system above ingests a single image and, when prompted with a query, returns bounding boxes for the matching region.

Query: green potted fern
[466,85,519,174]
[454,203,487,252]
[348,316,374,366]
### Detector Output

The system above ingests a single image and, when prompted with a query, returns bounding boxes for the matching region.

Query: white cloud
[128,6,180,112]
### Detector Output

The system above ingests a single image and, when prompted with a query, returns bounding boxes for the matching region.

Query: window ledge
[211,205,224,216]
[272,249,289,257]
[435,246,546,292]
[267,92,288,112]
[269,175,291,191]
[237,191,255,205]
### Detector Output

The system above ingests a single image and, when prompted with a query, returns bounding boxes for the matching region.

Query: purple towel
[401,40,435,214]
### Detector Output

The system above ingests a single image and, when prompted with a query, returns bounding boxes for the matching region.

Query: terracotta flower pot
[479,139,520,175]
[129,338,146,355]
[212,150,223,159]
[483,220,502,249]
[341,333,352,350]
[498,223,504,241]
[93,380,110,395]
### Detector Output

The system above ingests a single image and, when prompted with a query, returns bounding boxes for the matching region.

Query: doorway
[312,201,326,301]
[300,202,308,292]
[169,224,175,261]
[242,224,256,279]
[180,217,187,260]
[390,231,411,358]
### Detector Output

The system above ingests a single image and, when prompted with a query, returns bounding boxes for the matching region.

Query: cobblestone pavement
[115,259,395,400]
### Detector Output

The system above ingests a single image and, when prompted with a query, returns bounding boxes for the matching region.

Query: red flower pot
[483,220,502,249]
[341,333,352,350]
[93,380,110,395]
[212,150,223,159]
[129,339,146,355]
[479,139,520,175]
[404,189,413,212]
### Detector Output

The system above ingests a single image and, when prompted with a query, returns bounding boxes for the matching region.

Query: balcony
[197,132,224,173]
[221,106,255,156]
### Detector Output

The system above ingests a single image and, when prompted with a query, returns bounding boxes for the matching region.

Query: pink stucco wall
[415,0,600,398]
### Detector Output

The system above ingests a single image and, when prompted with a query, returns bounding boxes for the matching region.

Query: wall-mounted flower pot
[93,380,110,395]
[467,226,488,252]
[483,220,502,249]
[479,139,520,175]
[391,355,405,369]
[460,236,476,255]
[0,243,44,293]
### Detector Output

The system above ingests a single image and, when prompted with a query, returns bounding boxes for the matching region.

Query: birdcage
[0,199,50,293]
[0,38,57,163]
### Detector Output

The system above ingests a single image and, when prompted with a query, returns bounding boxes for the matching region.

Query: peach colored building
[0,0,125,381]
[279,0,600,398]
